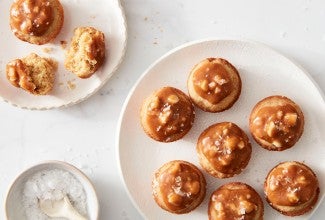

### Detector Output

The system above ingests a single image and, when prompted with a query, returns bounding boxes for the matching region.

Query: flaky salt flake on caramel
[214,75,228,85]
[208,81,216,89]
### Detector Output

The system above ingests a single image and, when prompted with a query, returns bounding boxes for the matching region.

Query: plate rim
[116,38,325,219]
[1,0,128,110]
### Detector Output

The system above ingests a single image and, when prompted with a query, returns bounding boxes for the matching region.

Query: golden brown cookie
[208,182,264,220]
[187,58,241,112]
[197,122,252,178]
[140,87,195,142]
[249,96,304,151]
[65,27,106,78]
[264,161,319,216]
[6,53,57,95]
[10,0,64,45]
[152,160,206,214]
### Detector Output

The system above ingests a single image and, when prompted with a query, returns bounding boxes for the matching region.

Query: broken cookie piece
[6,53,56,95]
[64,27,106,78]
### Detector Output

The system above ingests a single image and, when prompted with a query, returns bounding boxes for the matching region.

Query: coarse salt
[22,169,88,220]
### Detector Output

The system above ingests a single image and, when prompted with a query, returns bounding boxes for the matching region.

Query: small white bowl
[5,160,99,220]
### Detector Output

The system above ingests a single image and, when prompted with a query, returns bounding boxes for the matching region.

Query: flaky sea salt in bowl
[5,161,99,220]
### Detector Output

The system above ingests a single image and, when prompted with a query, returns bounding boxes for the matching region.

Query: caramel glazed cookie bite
[152,160,206,214]
[249,95,304,151]
[10,0,64,45]
[6,53,57,95]
[187,58,241,112]
[140,87,195,142]
[197,122,252,178]
[65,27,106,78]
[264,161,319,216]
[209,182,264,220]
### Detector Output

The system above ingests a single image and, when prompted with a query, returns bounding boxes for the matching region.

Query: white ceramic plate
[0,0,127,110]
[117,39,325,220]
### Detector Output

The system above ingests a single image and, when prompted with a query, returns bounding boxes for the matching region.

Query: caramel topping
[145,87,194,142]
[157,162,202,211]
[210,185,260,220]
[10,0,53,36]
[87,33,106,60]
[6,59,36,92]
[192,59,233,104]
[266,163,318,206]
[199,123,251,174]
[251,104,302,148]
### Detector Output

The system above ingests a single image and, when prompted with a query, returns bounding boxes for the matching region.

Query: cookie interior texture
[6,53,56,95]
[65,27,106,78]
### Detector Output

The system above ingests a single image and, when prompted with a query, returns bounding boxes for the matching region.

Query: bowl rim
[5,160,99,220]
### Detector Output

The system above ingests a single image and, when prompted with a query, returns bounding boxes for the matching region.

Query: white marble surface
[0,0,324,219]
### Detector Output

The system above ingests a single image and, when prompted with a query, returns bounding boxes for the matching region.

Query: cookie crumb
[42,47,53,53]
[67,80,76,90]
[60,40,67,49]
[281,32,287,38]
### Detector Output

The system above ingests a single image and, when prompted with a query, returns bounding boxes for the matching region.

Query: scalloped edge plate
[0,0,127,110]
